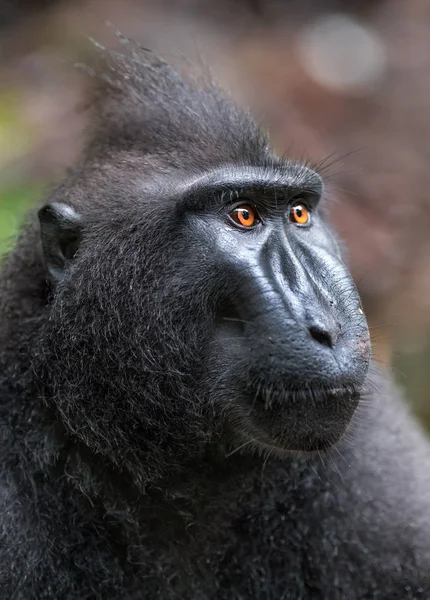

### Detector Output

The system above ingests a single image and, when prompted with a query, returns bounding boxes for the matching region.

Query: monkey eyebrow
[181,166,323,194]
[178,166,323,211]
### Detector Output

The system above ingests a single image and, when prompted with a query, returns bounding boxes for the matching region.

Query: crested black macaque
[1,47,430,600]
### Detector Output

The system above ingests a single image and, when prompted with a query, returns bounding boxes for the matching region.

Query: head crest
[82,39,269,171]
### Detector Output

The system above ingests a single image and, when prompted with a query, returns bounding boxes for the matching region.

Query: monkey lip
[236,385,361,454]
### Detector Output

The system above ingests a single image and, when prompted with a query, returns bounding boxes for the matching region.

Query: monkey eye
[289,201,311,226]
[228,204,259,229]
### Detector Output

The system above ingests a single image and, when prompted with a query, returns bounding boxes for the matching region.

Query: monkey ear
[38,202,84,283]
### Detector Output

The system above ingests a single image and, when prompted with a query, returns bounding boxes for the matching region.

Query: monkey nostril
[308,325,334,348]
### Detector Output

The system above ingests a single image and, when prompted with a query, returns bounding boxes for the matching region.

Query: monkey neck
[62,437,312,525]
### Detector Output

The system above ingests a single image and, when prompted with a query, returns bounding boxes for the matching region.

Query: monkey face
[38,161,369,461]
[178,165,371,454]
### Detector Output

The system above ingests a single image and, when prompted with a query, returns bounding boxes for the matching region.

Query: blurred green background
[0,184,40,251]
[0,96,39,250]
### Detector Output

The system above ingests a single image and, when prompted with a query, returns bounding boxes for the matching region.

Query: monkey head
[36,49,370,482]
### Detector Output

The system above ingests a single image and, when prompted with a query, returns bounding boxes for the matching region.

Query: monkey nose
[307,320,340,349]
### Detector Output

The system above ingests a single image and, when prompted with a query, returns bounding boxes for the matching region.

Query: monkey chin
[233,386,361,456]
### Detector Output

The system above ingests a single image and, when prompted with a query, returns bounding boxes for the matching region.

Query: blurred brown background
[1,0,430,426]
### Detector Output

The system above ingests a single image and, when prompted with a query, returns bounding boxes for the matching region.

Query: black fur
[1,46,430,599]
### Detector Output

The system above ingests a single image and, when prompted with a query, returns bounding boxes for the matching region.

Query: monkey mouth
[235,385,361,454]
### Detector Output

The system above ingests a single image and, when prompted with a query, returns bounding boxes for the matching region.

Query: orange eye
[289,202,310,225]
[229,205,257,228]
